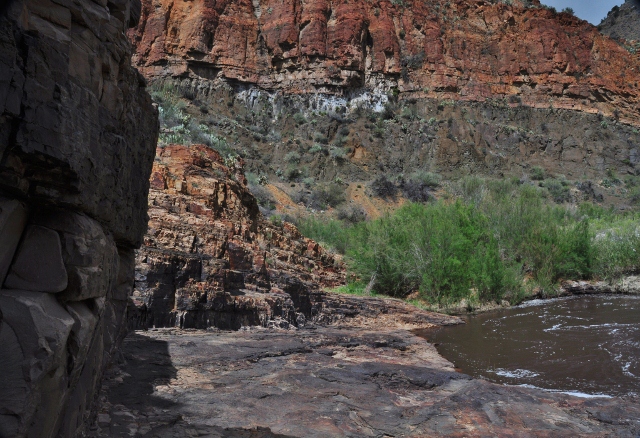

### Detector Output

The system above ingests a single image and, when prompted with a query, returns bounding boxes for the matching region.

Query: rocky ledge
[92,309,640,436]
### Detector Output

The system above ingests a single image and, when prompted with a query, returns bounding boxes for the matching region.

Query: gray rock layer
[0,0,158,437]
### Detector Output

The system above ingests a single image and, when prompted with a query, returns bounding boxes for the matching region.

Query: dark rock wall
[0,0,158,436]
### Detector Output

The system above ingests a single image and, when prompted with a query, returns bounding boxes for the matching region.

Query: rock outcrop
[129,0,640,125]
[0,0,158,436]
[131,144,344,330]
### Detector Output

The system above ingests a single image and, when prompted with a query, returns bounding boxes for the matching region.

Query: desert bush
[370,175,398,199]
[531,166,546,181]
[542,179,572,203]
[313,132,329,144]
[285,151,301,163]
[329,146,347,162]
[336,205,367,224]
[401,180,434,203]
[293,112,306,125]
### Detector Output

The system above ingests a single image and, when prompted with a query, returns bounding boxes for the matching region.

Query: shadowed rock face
[129,0,640,125]
[0,0,158,436]
[131,144,345,330]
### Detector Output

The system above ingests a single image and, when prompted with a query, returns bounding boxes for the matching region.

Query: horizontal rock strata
[0,0,158,436]
[131,144,344,330]
[129,0,640,125]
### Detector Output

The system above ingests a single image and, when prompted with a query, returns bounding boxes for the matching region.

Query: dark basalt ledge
[0,0,158,437]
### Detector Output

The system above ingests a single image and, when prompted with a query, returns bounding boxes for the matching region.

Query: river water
[418,295,640,398]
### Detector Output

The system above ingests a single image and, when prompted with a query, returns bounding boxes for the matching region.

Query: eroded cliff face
[129,0,640,124]
[0,0,158,436]
[131,144,344,330]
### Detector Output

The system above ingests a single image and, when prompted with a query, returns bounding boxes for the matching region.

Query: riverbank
[394,275,640,316]
[90,294,640,437]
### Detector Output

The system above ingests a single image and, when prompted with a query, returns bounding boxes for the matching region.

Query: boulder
[0,198,28,284]
[33,210,118,301]
[4,225,68,292]
[0,290,74,438]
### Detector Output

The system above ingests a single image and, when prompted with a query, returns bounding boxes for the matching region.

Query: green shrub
[313,132,329,144]
[370,175,398,199]
[297,217,351,254]
[409,171,441,188]
[285,151,301,163]
[296,183,346,209]
[298,177,640,306]
[293,112,306,125]
[336,205,367,223]
[531,166,545,181]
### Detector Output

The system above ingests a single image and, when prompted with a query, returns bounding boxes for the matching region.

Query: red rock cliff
[129,0,640,124]
[131,144,344,330]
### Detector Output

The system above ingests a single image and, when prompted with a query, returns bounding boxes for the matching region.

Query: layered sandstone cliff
[129,0,640,124]
[131,144,344,330]
[0,0,157,436]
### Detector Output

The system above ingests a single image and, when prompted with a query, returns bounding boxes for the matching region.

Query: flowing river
[417,295,640,398]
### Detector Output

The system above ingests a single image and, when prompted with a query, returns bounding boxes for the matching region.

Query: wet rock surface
[92,319,640,437]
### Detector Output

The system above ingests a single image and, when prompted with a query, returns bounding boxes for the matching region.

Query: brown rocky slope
[130,0,640,124]
[0,0,158,436]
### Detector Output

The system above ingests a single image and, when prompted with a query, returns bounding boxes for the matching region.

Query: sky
[540,0,625,24]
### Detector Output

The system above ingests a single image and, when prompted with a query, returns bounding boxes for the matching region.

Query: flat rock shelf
[91,324,640,437]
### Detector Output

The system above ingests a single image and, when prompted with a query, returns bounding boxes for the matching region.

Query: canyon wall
[129,0,640,125]
[131,144,343,330]
[0,0,158,436]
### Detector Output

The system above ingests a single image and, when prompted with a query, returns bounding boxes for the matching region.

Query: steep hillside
[599,0,640,42]
[129,0,640,213]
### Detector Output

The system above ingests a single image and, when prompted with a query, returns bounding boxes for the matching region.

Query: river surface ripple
[418,295,640,398]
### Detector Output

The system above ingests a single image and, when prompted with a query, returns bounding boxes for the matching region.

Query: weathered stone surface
[34,210,119,301]
[0,290,74,438]
[1,0,158,246]
[0,198,28,284]
[0,0,158,435]
[4,225,68,292]
[131,144,343,330]
[130,0,640,125]
[90,325,640,437]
